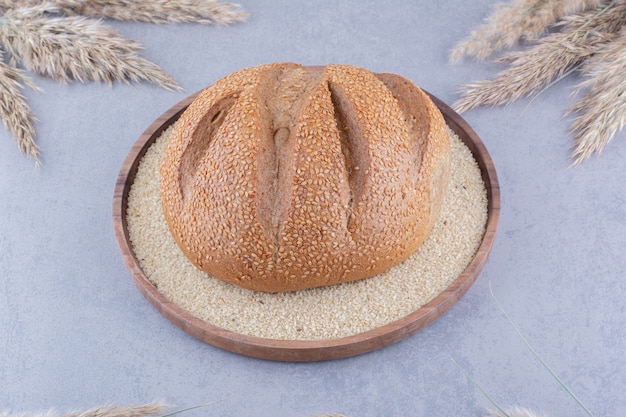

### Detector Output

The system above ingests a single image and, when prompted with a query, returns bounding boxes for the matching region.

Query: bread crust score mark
[160,63,451,292]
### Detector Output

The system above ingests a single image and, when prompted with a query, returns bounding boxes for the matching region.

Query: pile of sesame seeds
[126,124,488,341]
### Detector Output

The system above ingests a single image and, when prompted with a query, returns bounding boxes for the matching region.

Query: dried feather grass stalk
[64,0,247,25]
[64,404,168,417]
[0,5,182,89]
[0,0,247,24]
[0,404,168,417]
[449,0,602,62]
[0,1,245,165]
[0,56,40,165]
[566,25,626,163]
[453,0,626,113]
[0,0,78,12]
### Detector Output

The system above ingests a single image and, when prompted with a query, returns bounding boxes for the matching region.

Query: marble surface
[1,1,624,416]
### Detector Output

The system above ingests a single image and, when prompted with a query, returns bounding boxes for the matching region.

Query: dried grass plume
[566,24,626,162]
[450,0,602,62]
[0,0,248,24]
[0,404,168,417]
[0,56,39,165]
[0,0,246,166]
[451,0,626,164]
[0,6,181,89]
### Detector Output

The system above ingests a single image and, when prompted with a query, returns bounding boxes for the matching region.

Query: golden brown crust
[160,63,451,292]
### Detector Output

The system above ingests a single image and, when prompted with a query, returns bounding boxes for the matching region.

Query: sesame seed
[127,123,487,341]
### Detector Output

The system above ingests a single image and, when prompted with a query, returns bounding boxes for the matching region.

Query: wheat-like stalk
[453,0,626,113]
[0,404,168,417]
[566,25,626,163]
[0,1,246,165]
[449,0,602,62]
[0,53,40,165]
[0,0,247,24]
[64,405,168,417]
[64,0,247,25]
[0,0,80,12]
[0,5,182,89]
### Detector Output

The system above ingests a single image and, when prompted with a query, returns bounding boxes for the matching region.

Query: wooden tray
[112,90,500,362]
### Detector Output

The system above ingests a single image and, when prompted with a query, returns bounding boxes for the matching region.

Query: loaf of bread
[160,63,451,292]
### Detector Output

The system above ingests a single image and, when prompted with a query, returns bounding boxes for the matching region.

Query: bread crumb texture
[127,122,487,340]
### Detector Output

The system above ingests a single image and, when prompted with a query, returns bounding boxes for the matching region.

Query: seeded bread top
[160,63,451,292]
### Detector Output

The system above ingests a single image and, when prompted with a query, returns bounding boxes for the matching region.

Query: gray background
[1,1,624,416]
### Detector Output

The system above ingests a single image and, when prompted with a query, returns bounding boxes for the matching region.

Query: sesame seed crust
[160,63,451,292]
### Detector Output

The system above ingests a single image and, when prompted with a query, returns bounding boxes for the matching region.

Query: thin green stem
[572,0,620,35]
[522,63,582,115]
[489,282,596,417]
[451,358,510,417]
[526,0,619,101]
[535,63,581,98]
[157,396,236,417]
[523,0,550,18]
[521,0,619,104]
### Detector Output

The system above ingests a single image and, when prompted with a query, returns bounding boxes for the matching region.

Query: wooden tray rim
[112,90,501,362]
